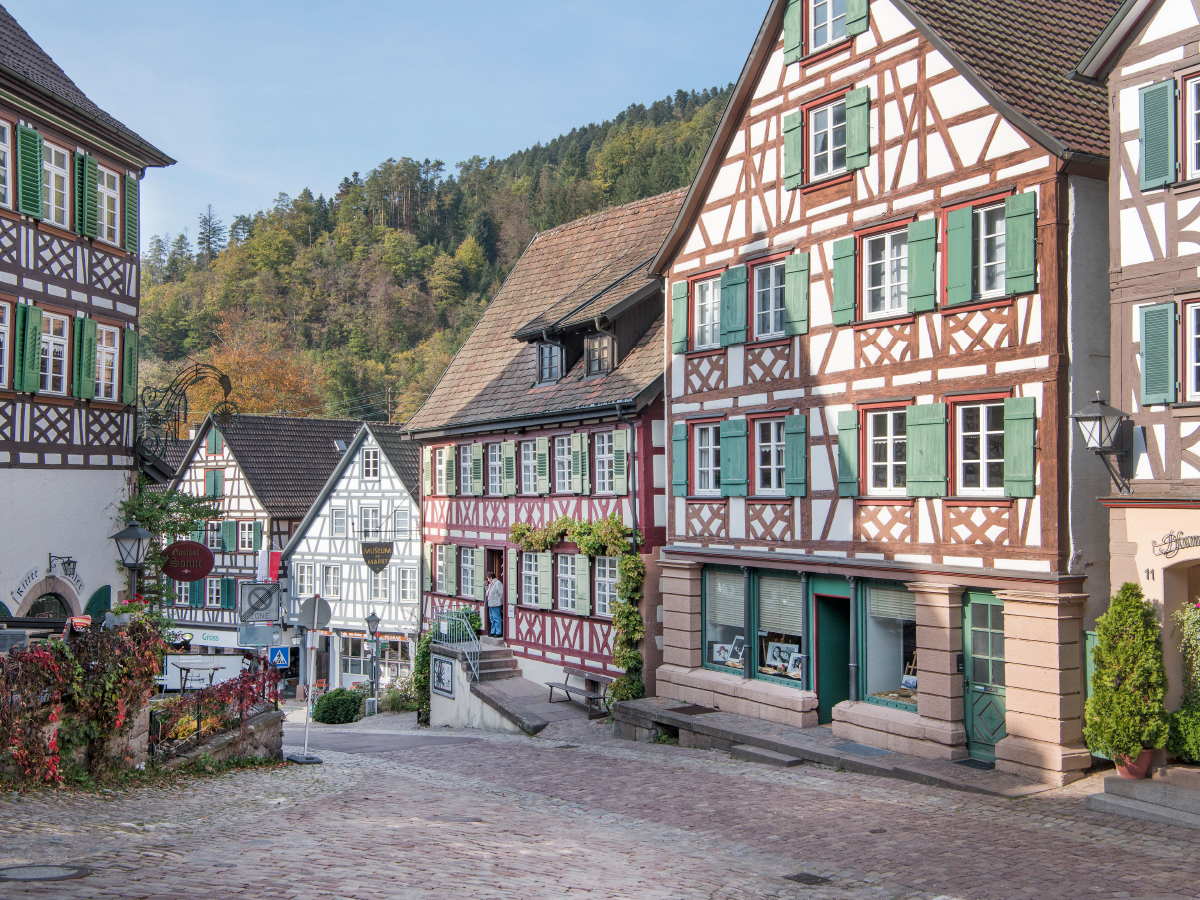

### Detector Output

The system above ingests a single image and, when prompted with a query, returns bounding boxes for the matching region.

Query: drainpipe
[846,575,859,701]
[800,572,811,691]
[742,565,752,680]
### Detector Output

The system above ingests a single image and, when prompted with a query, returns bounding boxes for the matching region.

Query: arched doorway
[27,593,70,618]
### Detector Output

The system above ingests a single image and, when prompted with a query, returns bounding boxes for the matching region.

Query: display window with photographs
[703,568,745,672]
[754,575,805,685]
[864,580,917,710]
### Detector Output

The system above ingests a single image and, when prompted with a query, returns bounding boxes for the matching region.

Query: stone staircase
[1085,771,1200,828]
[476,638,520,682]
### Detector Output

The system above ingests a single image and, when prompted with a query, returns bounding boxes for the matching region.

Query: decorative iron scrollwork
[137,363,239,459]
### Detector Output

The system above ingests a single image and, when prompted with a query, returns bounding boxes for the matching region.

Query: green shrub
[311,688,360,724]
[1169,602,1200,761]
[381,674,420,713]
[413,632,434,726]
[1084,582,1169,762]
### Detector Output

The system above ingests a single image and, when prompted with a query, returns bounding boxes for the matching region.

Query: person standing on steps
[484,572,505,638]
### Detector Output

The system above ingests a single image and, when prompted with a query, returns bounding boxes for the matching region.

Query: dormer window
[537,343,561,383]
[586,334,613,376]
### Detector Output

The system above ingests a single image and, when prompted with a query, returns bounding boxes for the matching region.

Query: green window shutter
[845,87,871,170]
[204,470,215,497]
[1140,302,1177,406]
[537,552,553,609]
[83,585,112,619]
[214,429,222,453]
[945,206,973,305]
[221,520,236,552]
[1003,397,1037,499]
[188,580,203,608]
[124,175,139,253]
[720,265,748,346]
[74,153,98,239]
[81,318,97,400]
[612,429,629,495]
[536,436,550,494]
[579,436,591,496]
[424,543,433,591]
[11,303,25,391]
[253,520,262,551]
[832,238,857,326]
[71,317,84,398]
[190,527,204,543]
[221,577,235,610]
[444,445,457,496]
[846,0,870,35]
[672,422,689,497]
[784,251,810,336]
[206,429,216,455]
[1140,80,1177,191]
[1005,192,1037,295]
[502,440,517,496]
[719,418,749,497]
[671,281,689,353]
[507,548,518,604]
[906,219,937,313]
[473,548,486,601]
[836,410,859,497]
[471,443,484,495]
[783,112,804,190]
[15,125,42,218]
[784,414,808,497]
[783,0,804,64]
[569,433,583,494]
[22,305,42,394]
[905,403,948,498]
[575,554,591,617]
[422,446,432,495]
[215,470,224,498]
[121,328,138,404]
[445,546,457,596]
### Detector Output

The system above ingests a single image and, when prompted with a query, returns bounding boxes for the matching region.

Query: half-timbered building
[167,414,361,653]
[651,0,1116,784]
[0,7,172,621]
[405,192,681,692]
[281,422,421,690]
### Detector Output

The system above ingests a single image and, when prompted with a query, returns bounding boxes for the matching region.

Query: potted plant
[1084,582,1169,779]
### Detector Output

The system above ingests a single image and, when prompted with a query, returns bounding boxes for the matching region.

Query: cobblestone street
[1,709,1198,900]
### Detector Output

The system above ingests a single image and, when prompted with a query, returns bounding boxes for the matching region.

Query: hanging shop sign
[1151,531,1200,559]
[361,542,394,573]
[161,541,215,582]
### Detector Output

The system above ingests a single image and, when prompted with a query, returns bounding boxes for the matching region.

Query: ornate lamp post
[110,520,154,600]
[365,610,381,708]
[1069,391,1133,495]
[47,553,77,579]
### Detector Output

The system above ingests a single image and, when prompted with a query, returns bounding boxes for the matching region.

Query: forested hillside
[140,85,733,424]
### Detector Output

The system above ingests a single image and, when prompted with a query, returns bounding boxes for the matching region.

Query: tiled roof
[368,423,421,498]
[406,190,684,433]
[514,250,655,338]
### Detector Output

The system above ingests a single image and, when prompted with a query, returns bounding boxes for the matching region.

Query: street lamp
[1070,391,1132,495]
[109,520,154,599]
[365,610,381,711]
[48,553,77,579]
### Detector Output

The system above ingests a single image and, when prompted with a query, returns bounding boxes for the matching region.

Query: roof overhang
[281,425,370,561]
[513,256,657,341]
[1071,0,1158,83]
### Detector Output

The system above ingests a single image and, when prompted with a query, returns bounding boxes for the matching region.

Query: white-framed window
[863,230,908,320]
[294,563,314,597]
[868,409,907,496]
[810,98,848,181]
[435,545,446,593]
[460,548,475,598]
[95,324,118,400]
[538,343,561,383]
[521,441,536,494]
[39,311,68,394]
[958,403,1005,496]
[754,262,786,339]
[557,554,576,612]
[360,507,381,539]
[322,564,341,598]
[362,448,380,479]
[206,521,221,551]
[586,334,613,375]
[756,420,786,495]
[974,204,1006,298]
[554,436,571,492]
[595,556,618,617]
[522,552,538,605]
[238,521,255,551]
[460,444,471,494]
[694,277,721,350]
[96,166,120,245]
[399,568,417,602]
[173,580,188,606]
[0,122,10,208]
[42,142,68,227]
[810,0,847,52]
[0,303,8,387]
[393,506,410,540]
[595,432,614,493]
[695,424,721,495]
[205,577,221,609]
[488,443,502,495]
[331,508,347,538]
[435,447,446,494]
[371,568,390,602]
[1189,77,1200,180]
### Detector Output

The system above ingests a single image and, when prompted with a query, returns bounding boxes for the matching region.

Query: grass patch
[12,753,290,796]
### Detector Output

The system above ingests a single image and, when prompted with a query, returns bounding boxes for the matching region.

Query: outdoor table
[171,663,224,693]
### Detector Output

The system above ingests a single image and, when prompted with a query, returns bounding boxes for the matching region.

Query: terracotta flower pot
[1115,747,1155,779]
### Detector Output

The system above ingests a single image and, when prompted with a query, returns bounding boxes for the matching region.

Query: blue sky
[9,1,761,246]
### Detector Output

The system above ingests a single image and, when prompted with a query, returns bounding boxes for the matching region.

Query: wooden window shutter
[15,125,42,218]
[188,580,203,608]
[121,327,138,404]
[783,112,803,190]
[206,429,216,455]
[1003,397,1037,498]
[836,410,860,497]
[1140,80,1177,191]
[784,251,810,335]
[846,0,870,35]
[906,219,937,313]
[214,429,222,453]
[1004,192,1037,295]
[719,418,749,497]
[80,318,97,400]
[221,577,235,610]
[671,281,689,353]
[124,174,139,253]
[672,422,689,497]
[783,0,804,64]
[612,429,629,495]
[507,548,518,604]
[784,414,808,497]
[445,545,457,596]
[845,87,871,170]
[502,440,517,496]
[22,305,42,394]
[71,317,85,398]
[221,520,236,551]
[253,520,262,551]
[215,470,224,498]
[424,542,433,591]
[832,238,857,326]
[945,206,973,305]
[574,554,591,617]
[569,433,583,494]
[444,445,457,496]
[905,403,948,498]
[537,552,553,609]
[422,446,432,495]
[74,153,98,239]
[471,443,484,495]
[535,436,550,494]
[473,548,486,601]
[204,470,215,498]
[12,304,26,392]
[190,525,204,543]
[720,265,748,346]
[1140,303,1177,406]
[579,435,591,496]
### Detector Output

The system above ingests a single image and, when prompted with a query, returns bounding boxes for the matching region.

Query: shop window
[341,636,366,676]
[865,583,917,709]
[756,576,805,683]
[703,569,745,672]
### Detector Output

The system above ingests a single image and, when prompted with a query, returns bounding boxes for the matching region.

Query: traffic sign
[237,624,282,648]
[239,582,282,624]
[298,596,332,630]
[269,647,290,668]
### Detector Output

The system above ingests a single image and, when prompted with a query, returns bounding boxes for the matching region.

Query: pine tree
[196,205,226,264]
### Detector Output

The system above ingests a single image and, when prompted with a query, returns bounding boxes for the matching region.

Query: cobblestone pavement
[0,706,1198,900]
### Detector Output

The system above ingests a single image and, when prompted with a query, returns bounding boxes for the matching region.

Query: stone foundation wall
[163,709,285,769]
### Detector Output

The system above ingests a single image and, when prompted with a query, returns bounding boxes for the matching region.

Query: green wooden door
[962,592,1007,761]
[816,595,851,724]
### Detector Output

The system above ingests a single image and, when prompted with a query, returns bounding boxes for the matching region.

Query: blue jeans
[488,604,503,636]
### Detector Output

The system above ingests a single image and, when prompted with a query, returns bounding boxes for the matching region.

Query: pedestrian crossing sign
[269,647,290,668]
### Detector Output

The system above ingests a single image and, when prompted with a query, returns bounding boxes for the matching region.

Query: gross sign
[361,542,393,574]
[161,541,215,582]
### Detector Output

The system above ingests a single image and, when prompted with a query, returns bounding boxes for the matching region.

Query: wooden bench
[546,666,615,720]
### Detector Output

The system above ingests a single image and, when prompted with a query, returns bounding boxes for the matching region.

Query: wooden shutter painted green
[568,433,583,494]
[15,125,42,218]
[220,577,235,610]
[578,435,591,496]
[190,526,204,543]
[78,318,97,400]
[613,429,629,495]
[832,238,857,326]
[1005,192,1037,295]
[783,0,804,64]
[720,265,748,346]
[444,445,457,496]
[836,410,859,497]
[907,219,937,313]
[422,445,432,495]
[124,175,139,253]
[121,328,138,404]
[945,206,973,305]
[71,317,85,398]
[1140,80,1177,191]
[507,548,518,604]
[21,305,42,394]
[204,469,215,498]
[905,403,948,498]
[672,422,688,497]
[221,520,235,552]
[671,280,689,353]
[445,546,457,596]
[253,521,262,551]
[501,441,517,496]
[784,251,810,335]
[207,428,223,455]
[784,414,808,497]
[1140,302,1177,406]
[473,548,486,601]
[424,542,433,591]
[188,580,203,608]
[537,552,553,609]
[471,443,484,496]
[719,418,749,497]
[11,303,25,391]
[83,585,112,619]
[1003,397,1037,498]
[214,470,224,498]
[845,87,871,170]
[784,112,804,190]
[74,153,98,239]
[574,554,591,616]
[535,436,550,494]
[846,0,870,35]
